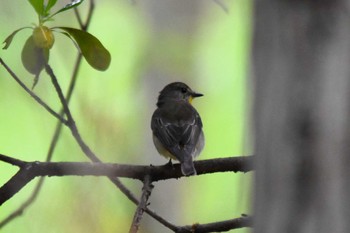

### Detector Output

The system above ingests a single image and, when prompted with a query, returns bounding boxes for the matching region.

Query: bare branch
[0,154,26,167]
[0,156,253,180]
[0,58,68,125]
[0,168,36,206]
[0,156,253,206]
[212,0,229,13]
[176,215,252,233]
[129,175,154,233]
[0,177,44,228]
[45,64,101,162]
[74,0,95,31]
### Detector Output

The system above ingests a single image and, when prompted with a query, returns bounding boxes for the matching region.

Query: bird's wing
[151,105,202,162]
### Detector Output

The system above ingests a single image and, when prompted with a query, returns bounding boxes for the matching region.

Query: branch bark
[129,175,154,233]
[0,155,253,206]
[176,215,252,233]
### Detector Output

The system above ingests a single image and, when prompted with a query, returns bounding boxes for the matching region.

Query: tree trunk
[253,1,350,233]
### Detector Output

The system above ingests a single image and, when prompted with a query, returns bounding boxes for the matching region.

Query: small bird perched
[151,82,204,176]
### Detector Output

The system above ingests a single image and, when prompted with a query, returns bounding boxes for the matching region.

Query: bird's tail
[181,156,197,176]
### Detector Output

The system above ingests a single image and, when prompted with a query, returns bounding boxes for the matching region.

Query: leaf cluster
[2,0,111,87]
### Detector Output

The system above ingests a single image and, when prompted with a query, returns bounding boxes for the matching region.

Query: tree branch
[0,156,253,206]
[0,176,44,228]
[0,168,36,206]
[129,175,154,233]
[74,0,95,31]
[0,154,26,167]
[0,58,68,125]
[176,215,252,233]
[45,63,102,162]
[212,0,229,13]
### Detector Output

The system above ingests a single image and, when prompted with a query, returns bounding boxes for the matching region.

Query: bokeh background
[0,0,253,232]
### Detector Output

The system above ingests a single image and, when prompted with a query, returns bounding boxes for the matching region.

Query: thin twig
[0,58,68,125]
[0,177,44,228]
[0,166,36,206]
[212,0,229,13]
[45,64,101,162]
[74,8,84,29]
[176,215,252,233]
[124,187,178,231]
[129,175,154,233]
[74,0,95,31]
[83,0,95,31]
[0,154,26,167]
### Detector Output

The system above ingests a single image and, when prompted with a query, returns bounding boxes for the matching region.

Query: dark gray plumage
[151,82,204,176]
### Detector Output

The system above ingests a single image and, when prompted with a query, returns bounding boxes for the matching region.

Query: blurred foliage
[0,0,252,232]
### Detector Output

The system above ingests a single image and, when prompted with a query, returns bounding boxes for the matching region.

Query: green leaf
[45,0,57,13]
[49,0,85,18]
[28,0,44,16]
[21,36,49,75]
[57,27,111,71]
[3,27,32,49]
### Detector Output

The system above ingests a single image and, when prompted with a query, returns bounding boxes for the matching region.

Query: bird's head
[157,82,203,107]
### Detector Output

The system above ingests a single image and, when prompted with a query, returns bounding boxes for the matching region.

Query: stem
[129,175,154,233]
[0,58,68,125]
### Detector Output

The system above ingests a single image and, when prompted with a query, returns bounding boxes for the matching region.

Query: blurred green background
[0,0,252,232]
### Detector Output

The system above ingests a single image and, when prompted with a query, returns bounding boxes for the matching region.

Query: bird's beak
[191,92,204,98]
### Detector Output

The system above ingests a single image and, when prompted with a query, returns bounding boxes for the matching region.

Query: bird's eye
[181,87,187,93]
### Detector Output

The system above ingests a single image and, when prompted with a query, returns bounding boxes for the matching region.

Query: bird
[151,82,204,176]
